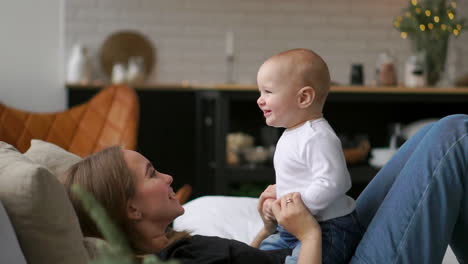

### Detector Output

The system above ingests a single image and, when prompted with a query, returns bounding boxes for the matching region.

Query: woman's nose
[163,173,173,184]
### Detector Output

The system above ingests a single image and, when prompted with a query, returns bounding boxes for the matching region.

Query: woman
[64,142,320,263]
[64,114,468,264]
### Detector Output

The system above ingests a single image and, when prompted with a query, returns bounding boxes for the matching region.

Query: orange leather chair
[0,85,139,157]
[0,84,192,204]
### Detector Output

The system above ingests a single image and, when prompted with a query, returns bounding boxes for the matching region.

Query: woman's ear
[297,86,315,108]
[127,200,142,221]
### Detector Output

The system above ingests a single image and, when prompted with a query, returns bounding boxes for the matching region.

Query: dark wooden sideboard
[67,84,468,199]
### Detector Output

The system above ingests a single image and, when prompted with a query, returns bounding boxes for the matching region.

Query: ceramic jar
[66,43,92,84]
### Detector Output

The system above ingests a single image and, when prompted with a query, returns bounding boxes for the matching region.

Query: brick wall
[65,0,468,86]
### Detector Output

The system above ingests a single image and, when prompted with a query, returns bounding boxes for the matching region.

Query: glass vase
[411,35,449,86]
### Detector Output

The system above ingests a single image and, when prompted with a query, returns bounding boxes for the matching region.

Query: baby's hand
[262,198,276,220]
[258,184,278,233]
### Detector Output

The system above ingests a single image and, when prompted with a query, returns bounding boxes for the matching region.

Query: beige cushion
[0,200,27,264]
[24,139,82,182]
[24,139,106,261]
[0,142,88,264]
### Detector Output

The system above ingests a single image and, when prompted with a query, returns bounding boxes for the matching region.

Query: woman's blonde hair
[64,146,135,238]
[63,146,190,251]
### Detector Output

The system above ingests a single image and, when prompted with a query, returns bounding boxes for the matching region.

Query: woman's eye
[150,170,156,178]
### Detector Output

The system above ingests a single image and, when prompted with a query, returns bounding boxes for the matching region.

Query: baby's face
[256,61,301,128]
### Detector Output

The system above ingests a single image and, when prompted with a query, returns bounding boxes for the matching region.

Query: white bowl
[369,148,398,168]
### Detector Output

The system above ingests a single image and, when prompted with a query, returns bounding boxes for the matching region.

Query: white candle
[225,31,234,57]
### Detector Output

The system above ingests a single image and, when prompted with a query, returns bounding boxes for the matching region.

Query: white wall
[1,1,466,112]
[65,0,468,86]
[0,0,64,112]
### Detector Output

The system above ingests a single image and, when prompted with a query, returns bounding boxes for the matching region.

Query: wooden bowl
[99,30,155,79]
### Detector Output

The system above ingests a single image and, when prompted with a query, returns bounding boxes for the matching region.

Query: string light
[393,0,464,40]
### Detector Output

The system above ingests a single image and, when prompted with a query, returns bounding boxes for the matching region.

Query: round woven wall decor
[99,30,155,79]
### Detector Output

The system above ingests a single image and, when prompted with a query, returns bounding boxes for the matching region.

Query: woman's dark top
[157,235,291,264]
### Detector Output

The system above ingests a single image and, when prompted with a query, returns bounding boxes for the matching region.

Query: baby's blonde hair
[269,48,331,104]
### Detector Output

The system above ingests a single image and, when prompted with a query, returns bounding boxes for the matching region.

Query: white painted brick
[326,16,370,27]
[75,7,120,22]
[264,26,308,40]
[346,28,393,41]
[119,10,166,23]
[289,14,328,26]
[66,0,96,8]
[243,12,291,26]
[304,27,353,41]
[64,0,468,85]
[96,0,141,9]
[140,0,186,9]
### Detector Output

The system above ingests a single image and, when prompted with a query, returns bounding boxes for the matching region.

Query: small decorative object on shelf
[226,132,254,166]
[242,146,270,168]
[404,52,427,87]
[393,0,465,86]
[350,64,364,85]
[126,56,146,85]
[67,43,92,84]
[375,51,397,86]
[225,31,235,84]
[111,63,127,84]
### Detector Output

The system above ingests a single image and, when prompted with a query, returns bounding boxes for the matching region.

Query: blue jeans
[351,114,468,264]
[260,211,363,264]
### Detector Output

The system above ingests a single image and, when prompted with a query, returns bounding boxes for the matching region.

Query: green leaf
[71,184,179,264]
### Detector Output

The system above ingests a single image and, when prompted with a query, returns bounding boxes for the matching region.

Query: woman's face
[123,150,184,224]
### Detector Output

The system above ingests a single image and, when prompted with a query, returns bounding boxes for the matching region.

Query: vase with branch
[393,0,465,86]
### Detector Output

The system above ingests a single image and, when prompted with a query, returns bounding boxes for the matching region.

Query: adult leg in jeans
[350,114,468,264]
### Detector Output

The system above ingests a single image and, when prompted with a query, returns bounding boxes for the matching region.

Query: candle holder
[226,54,235,84]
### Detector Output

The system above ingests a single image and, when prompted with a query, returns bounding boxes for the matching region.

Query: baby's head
[257,48,331,128]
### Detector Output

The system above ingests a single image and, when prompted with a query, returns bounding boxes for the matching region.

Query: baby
[257,48,363,264]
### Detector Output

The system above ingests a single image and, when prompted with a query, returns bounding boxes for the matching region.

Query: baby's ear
[297,86,315,108]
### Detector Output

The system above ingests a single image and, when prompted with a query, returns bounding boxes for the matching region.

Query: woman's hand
[272,192,322,264]
[257,184,277,234]
[271,192,321,242]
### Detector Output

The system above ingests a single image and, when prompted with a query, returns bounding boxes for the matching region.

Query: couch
[0,140,459,264]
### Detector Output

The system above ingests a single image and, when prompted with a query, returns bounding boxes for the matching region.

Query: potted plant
[393,0,465,86]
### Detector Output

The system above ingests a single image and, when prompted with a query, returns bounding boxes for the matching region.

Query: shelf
[68,84,468,197]
[67,83,468,94]
[225,166,275,182]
